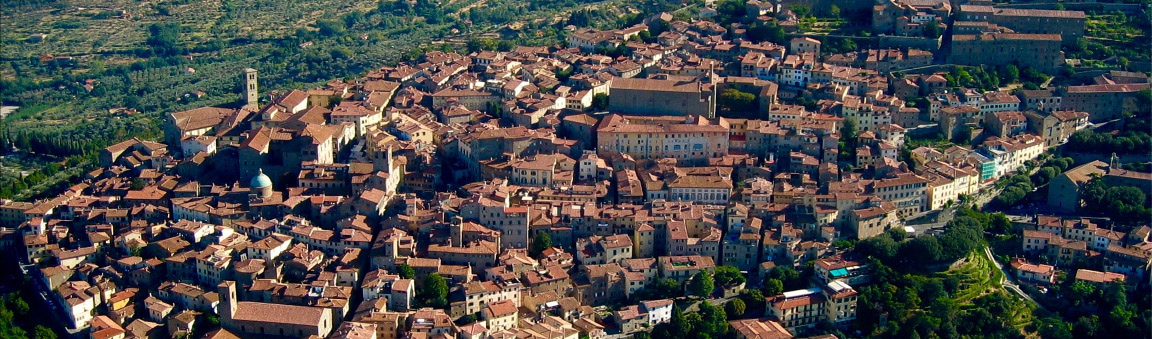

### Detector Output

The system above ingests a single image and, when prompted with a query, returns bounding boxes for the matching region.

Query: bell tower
[242,68,258,110]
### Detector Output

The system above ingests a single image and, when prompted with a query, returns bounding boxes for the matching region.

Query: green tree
[455,314,478,325]
[145,23,180,56]
[1106,186,1145,207]
[633,332,652,339]
[638,30,654,43]
[591,93,609,110]
[697,301,727,336]
[1034,167,1059,186]
[33,326,56,339]
[790,5,811,18]
[1073,315,1100,338]
[671,305,691,334]
[924,23,941,39]
[765,266,804,290]
[689,271,715,298]
[1001,65,1020,85]
[530,232,553,258]
[725,299,746,317]
[886,227,907,241]
[761,278,784,296]
[839,117,859,161]
[397,264,416,279]
[857,234,899,261]
[129,178,146,190]
[316,20,346,37]
[713,265,746,287]
[952,126,973,144]
[7,296,28,317]
[738,289,766,311]
[834,38,857,54]
[747,22,786,44]
[418,274,449,308]
[900,235,943,263]
[829,4,841,18]
[989,213,1012,234]
[1067,280,1096,306]
[718,89,758,115]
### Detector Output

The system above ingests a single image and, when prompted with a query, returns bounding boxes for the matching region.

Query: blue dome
[250,170,272,188]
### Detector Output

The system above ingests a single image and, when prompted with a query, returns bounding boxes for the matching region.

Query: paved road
[983,246,1037,305]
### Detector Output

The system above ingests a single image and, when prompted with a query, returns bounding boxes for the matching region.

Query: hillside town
[1,1,1149,339]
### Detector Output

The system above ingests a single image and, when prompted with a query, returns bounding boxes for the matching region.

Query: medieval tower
[242,68,258,110]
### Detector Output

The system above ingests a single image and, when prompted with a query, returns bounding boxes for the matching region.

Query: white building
[980,134,1045,177]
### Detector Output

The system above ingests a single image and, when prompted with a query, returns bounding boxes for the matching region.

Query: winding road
[983,245,1039,307]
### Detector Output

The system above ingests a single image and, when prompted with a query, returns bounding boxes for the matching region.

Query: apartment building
[665,220,723,263]
[596,114,730,165]
[979,134,1045,177]
[613,299,673,334]
[1017,89,1061,112]
[867,174,929,217]
[985,111,1028,138]
[575,234,634,265]
[1023,110,1089,147]
[920,161,980,210]
[1009,258,1055,284]
[766,281,858,331]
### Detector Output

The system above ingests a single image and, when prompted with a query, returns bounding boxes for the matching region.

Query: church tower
[217,281,238,324]
[242,68,258,110]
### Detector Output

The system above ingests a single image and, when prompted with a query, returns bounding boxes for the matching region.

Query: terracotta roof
[597,113,728,134]
[729,319,792,339]
[771,293,824,310]
[485,299,518,318]
[1060,160,1109,185]
[231,301,328,326]
[1074,269,1125,283]
[203,328,243,339]
[1009,258,1054,275]
[170,107,238,131]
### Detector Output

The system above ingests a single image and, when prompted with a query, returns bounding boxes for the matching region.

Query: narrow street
[982,245,1050,316]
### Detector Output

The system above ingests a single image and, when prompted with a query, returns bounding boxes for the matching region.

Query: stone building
[948,34,1063,72]
[218,281,335,338]
[608,75,716,118]
[1061,83,1151,122]
[957,5,1085,45]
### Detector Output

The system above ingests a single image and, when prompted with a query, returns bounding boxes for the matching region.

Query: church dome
[250,169,272,188]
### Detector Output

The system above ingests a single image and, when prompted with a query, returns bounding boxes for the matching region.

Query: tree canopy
[397,264,416,279]
[688,271,715,298]
[418,273,449,308]
[713,265,746,287]
[1081,178,1151,224]
[718,88,758,117]
[530,232,553,258]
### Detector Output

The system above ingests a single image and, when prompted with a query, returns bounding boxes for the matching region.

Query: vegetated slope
[0,0,640,200]
[3,0,372,57]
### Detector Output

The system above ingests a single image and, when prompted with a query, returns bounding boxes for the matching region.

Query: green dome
[250,170,272,188]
